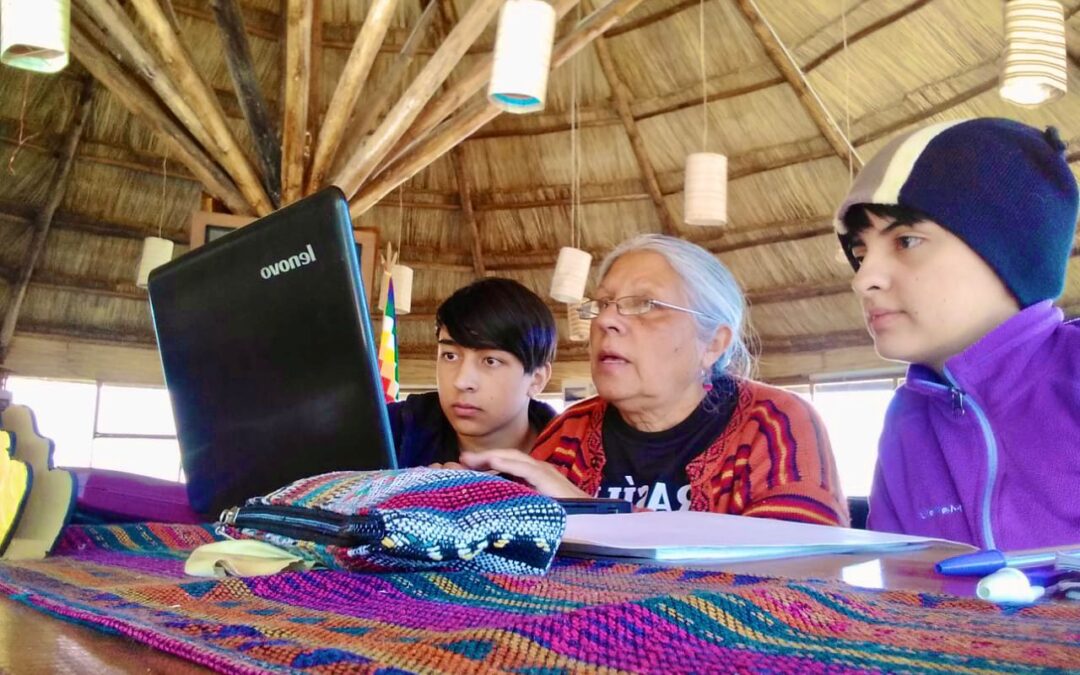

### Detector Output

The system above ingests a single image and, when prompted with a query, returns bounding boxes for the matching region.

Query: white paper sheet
[560,511,958,562]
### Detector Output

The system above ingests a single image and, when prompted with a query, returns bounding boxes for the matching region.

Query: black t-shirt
[599,379,737,511]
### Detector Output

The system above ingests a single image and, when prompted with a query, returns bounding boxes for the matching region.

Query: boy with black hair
[389,278,558,467]
[835,117,1079,550]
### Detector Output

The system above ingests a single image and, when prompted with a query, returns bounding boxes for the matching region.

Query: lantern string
[157,151,168,239]
[700,0,707,151]
[841,0,853,184]
[8,72,40,175]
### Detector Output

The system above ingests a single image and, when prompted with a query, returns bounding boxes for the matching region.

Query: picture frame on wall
[188,211,380,306]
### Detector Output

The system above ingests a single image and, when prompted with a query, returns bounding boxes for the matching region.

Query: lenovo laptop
[148,187,396,517]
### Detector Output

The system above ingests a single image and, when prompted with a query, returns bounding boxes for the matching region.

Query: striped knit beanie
[835,118,1078,308]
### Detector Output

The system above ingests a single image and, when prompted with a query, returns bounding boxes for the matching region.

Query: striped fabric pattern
[1,522,1079,673]
[833,119,965,235]
[219,469,567,575]
[832,117,1078,308]
[532,381,849,527]
[377,276,399,403]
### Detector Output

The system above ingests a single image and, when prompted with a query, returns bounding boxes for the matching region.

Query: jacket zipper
[219,504,384,547]
[939,369,998,550]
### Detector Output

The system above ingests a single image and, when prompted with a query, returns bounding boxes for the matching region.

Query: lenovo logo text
[260,244,316,279]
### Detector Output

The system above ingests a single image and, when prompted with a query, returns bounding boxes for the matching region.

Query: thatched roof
[1,0,1078,387]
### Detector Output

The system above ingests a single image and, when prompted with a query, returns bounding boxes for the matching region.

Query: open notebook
[560,511,965,562]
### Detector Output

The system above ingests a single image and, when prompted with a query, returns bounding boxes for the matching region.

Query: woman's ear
[527,362,553,397]
[701,325,733,372]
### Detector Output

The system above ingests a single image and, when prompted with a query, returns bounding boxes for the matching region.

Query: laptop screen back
[148,187,396,516]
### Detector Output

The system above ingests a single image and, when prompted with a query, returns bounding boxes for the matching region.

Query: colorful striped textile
[2,523,1080,674]
[220,469,566,575]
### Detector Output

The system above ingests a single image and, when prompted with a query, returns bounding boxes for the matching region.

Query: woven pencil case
[216,468,566,575]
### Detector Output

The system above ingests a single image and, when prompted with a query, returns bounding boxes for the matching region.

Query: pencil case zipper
[219,504,384,548]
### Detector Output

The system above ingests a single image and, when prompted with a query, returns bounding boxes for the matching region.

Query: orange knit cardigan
[532,380,850,526]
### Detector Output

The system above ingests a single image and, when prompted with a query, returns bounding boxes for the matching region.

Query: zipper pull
[219,506,240,525]
[951,388,965,416]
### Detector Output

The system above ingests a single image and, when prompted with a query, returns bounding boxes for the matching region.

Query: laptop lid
[148,187,397,517]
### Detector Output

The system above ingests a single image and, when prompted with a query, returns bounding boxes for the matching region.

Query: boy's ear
[527,362,553,397]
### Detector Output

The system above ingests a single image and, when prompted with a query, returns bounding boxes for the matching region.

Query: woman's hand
[459,450,590,499]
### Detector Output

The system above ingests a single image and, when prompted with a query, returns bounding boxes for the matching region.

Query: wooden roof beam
[473,0,939,136]
[15,323,157,347]
[329,0,442,182]
[211,0,282,207]
[0,119,198,182]
[350,0,650,218]
[0,265,146,302]
[801,0,933,71]
[330,0,505,198]
[449,147,485,277]
[129,0,274,214]
[10,253,1074,315]
[592,29,678,235]
[69,21,251,216]
[279,0,314,205]
[759,329,871,353]
[0,78,94,364]
[0,203,186,244]
[430,0,486,280]
[733,0,862,172]
[307,0,399,192]
[605,0,696,36]
[384,0,580,169]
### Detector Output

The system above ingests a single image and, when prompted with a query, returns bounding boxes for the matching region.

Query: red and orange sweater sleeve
[693,382,849,527]
[530,398,606,496]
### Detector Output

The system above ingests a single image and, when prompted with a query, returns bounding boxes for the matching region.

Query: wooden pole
[329,0,441,180]
[733,0,862,171]
[330,0,504,199]
[210,0,282,207]
[75,1,221,185]
[592,30,678,235]
[129,0,275,214]
[0,79,94,364]
[350,0,649,217]
[450,145,485,278]
[307,0,323,176]
[69,22,251,215]
[280,0,313,204]
[306,0,400,192]
[384,0,580,168]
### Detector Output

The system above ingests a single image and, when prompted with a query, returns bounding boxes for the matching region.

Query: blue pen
[936,547,1080,576]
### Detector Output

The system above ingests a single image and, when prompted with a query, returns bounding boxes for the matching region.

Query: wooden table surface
[0,543,989,674]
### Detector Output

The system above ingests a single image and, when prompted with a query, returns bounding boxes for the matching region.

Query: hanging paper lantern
[379,264,413,315]
[999,0,1067,107]
[683,152,727,227]
[549,246,591,303]
[567,303,589,342]
[487,0,556,114]
[0,0,71,74]
[135,236,174,288]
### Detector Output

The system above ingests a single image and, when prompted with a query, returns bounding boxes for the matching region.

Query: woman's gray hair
[596,234,754,379]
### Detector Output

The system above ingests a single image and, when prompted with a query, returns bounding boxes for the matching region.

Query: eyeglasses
[577,296,713,320]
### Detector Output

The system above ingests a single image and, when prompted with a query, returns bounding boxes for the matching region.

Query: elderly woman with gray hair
[462,234,848,526]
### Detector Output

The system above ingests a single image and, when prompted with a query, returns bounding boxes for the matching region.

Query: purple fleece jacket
[868,301,1080,549]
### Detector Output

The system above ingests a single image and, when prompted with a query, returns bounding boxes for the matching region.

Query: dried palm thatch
[0,0,1078,389]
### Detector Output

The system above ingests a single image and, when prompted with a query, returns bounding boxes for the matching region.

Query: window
[782,378,902,498]
[5,377,183,482]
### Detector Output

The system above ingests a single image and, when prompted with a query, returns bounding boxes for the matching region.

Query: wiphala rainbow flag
[1,523,1078,673]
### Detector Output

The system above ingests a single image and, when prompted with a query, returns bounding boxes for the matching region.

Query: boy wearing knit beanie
[834,117,1079,550]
